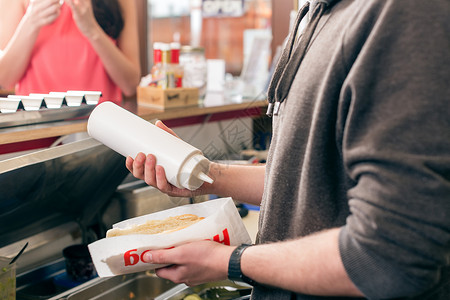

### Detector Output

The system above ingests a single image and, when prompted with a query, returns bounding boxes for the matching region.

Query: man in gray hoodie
[126,0,450,299]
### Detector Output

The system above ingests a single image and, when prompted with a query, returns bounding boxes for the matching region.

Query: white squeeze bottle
[87,102,213,190]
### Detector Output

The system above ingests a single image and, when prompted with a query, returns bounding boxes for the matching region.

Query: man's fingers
[155,165,171,191]
[125,156,134,173]
[144,154,157,186]
[155,120,179,138]
[142,248,177,265]
[131,152,146,179]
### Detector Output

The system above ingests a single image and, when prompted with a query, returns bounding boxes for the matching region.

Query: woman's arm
[66,0,140,96]
[0,0,61,88]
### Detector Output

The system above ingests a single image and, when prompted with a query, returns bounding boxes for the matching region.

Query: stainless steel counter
[0,95,267,145]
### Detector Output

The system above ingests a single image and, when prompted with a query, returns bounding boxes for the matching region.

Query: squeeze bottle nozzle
[197,171,213,184]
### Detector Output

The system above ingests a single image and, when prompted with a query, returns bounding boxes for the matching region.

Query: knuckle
[156,180,167,191]
[173,276,185,284]
[184,277,197,287]
[152,251,166,264]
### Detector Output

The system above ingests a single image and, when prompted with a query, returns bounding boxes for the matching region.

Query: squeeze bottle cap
[178,153,212,190]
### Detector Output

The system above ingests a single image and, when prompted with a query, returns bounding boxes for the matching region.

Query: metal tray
[47,272,251,300]
[155,280,252,300]
[0,105,95,128]
[48,271,177,300]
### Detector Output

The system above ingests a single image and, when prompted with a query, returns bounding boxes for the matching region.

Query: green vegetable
[184,294,202,300]
[0,268,16,300]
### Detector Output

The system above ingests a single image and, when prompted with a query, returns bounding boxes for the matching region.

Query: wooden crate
[137,86,199,109]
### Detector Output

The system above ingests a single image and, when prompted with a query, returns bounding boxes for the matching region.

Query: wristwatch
[228,244,256,286]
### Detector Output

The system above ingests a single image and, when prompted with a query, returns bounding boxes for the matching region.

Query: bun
[106,214,204,237]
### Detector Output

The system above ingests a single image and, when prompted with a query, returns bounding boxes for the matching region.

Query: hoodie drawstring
[266,1,329,117]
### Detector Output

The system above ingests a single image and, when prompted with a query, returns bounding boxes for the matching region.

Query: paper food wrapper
[88,198,252,277]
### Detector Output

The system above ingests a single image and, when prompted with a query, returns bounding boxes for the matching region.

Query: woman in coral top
[0,0,140,104]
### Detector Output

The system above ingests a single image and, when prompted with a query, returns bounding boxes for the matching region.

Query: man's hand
[142,240,234,287]
[125,121,211,197]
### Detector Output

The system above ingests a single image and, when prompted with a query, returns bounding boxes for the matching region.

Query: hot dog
[106,214,205,237]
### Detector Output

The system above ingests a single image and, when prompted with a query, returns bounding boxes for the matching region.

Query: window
[147,0,272,75]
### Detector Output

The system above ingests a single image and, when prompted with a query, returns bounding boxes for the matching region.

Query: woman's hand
[24,0,62,32]
[64,0,100,40]
[142,241,234,286]
[0,0,61,87]
[62,0,140,96]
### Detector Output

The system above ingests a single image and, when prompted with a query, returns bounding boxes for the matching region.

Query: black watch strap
[228,244,256,286]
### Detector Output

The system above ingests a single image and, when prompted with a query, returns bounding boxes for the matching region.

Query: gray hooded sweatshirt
[254,0,450,299]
